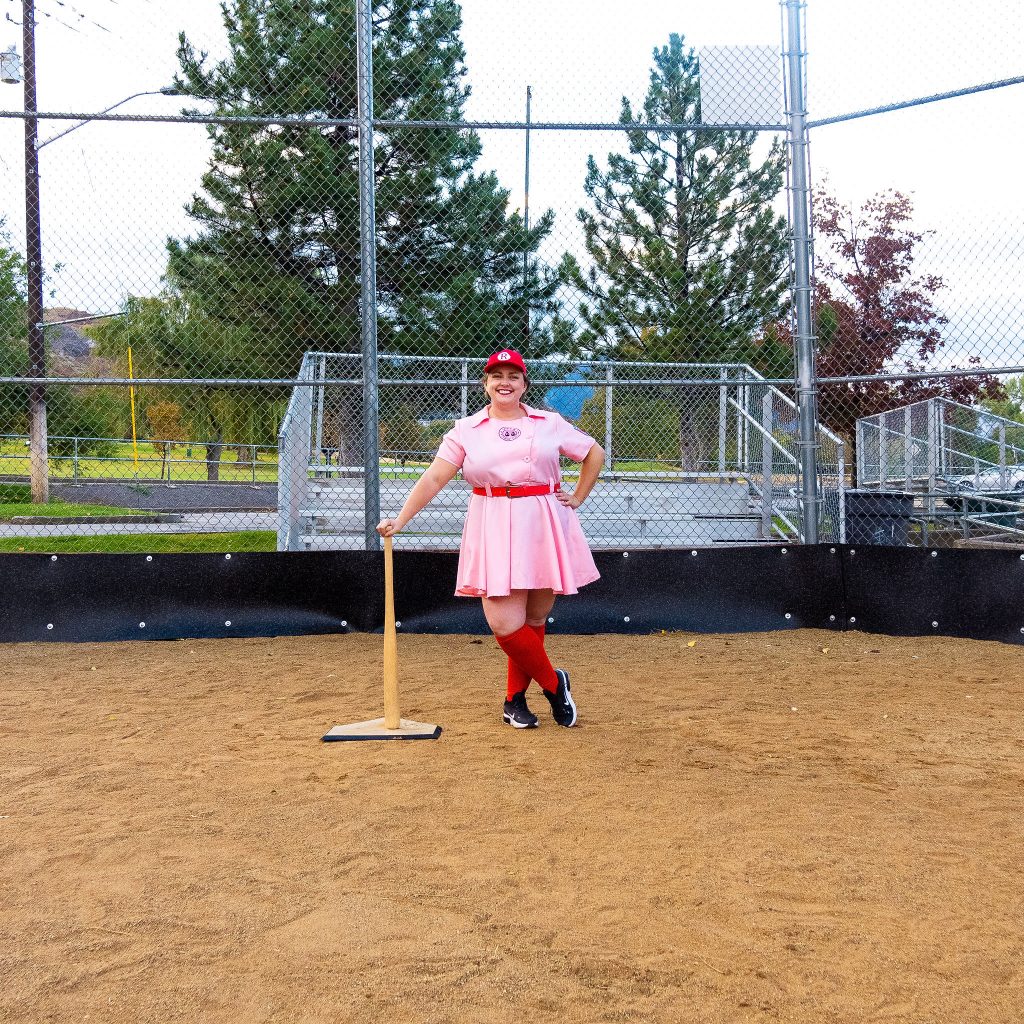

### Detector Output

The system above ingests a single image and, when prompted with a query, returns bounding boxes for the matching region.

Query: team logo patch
[496,351,511,361]
[498,426,522,441]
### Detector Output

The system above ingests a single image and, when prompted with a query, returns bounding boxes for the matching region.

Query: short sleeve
[552,414,597,462]
[435,424,466,468]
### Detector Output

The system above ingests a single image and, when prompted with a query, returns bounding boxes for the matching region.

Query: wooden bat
[320,533,440,741]
[382,535,401,729]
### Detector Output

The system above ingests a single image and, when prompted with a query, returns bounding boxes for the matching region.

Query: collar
[468,402,550,428]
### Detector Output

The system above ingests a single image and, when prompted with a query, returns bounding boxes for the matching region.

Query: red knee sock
[506,623,546,700]
[497,623,558,694]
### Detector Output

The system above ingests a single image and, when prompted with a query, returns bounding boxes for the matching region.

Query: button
[523,456,531,462]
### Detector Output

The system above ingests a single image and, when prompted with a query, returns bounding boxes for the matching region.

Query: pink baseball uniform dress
[435,402,601,598]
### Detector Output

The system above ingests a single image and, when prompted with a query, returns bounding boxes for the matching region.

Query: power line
[36,0,110,33]
[45,0,111,32]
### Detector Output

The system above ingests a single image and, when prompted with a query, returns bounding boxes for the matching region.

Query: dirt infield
[2,628,1022,1023]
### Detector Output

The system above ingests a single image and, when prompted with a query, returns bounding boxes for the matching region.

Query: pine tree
[561,35,789,468]
[167,0,558,376]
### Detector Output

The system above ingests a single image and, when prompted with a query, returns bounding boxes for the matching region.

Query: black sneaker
[544,669,578,727]
[502,692,539,729]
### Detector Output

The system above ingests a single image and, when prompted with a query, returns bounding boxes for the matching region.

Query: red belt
[472,483,560,498]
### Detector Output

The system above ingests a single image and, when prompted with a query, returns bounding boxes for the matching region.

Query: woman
[376,348,603,729]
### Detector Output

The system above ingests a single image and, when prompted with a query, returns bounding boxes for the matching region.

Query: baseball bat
[382,535,401,729]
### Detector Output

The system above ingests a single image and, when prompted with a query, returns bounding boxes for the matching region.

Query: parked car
[944,467,1024,492]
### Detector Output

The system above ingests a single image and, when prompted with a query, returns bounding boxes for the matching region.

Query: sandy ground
[2,628,1023,1024]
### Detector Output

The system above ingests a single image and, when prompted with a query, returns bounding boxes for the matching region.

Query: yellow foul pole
[127,346,139,470]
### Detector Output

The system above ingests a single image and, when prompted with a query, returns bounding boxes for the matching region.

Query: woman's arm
[557,443,604,510]
[376,456,461,537]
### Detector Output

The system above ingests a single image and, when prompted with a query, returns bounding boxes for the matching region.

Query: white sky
[0,0,1022,365]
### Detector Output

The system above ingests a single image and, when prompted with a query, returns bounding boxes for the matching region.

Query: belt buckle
[504,482,513,498]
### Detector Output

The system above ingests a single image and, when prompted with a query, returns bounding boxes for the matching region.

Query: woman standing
[376,348,603,729]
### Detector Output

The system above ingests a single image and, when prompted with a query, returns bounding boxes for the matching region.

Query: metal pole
[523,85,532,344]
[761,394,775,539]
[604,364,613,472]
[783,0,818,542]
[23,0,48,504]
[998,424,1007,489]
[903,406,913,490]
[718,368,728,480]
[926,399,938,516]
[356,0,381,550]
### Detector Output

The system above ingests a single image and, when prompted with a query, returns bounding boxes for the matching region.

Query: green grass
[0,531,277,554]
[0,500,155,521]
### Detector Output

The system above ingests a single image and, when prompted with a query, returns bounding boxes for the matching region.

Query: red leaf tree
[809,189,998,446]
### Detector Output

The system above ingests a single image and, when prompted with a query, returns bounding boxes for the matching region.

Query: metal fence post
[718,367,728,480]
[783,0,818,543]
[356,0,381,550]
[927,398,938,515]
[314,353,325,466]
[738,379,748,473]
[879,416,890,490]
[604,364,614,472]
[998,424,1007,488]
[837,439,847,543]
[761,393,774,539]
[460,359,469,418]
[904,406,913,490]
[855,417,865,486]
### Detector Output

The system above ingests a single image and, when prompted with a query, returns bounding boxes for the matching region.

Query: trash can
[845,489,915,545]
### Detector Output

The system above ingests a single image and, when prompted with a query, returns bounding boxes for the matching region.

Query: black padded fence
[2,546,1021,646]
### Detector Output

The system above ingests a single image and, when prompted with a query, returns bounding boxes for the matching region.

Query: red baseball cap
[484,348,527,374]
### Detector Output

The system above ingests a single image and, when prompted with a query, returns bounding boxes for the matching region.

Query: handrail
[742,366,847,448]
[727,397,799,466]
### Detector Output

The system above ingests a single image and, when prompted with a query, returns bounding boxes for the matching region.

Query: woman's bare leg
[525,588,555,627]
[481,590,529,637]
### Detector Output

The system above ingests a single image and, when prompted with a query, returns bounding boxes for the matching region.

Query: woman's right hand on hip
[376,518,400,537]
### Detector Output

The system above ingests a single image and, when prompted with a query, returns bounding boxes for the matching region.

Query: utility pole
[23,0,48,503]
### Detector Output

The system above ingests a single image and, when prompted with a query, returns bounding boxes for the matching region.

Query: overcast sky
[0,0,1021,367]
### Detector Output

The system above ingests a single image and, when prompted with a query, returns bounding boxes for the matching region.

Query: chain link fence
[1,0,1022,554]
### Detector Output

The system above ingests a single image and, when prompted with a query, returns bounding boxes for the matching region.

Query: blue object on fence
[544,367,594,420]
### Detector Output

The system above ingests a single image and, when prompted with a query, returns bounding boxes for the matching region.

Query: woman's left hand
[556,491,584,510]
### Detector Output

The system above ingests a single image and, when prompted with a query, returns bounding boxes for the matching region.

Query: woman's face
[484,367,527,408]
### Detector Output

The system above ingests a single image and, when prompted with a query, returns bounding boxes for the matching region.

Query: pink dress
[435,403,601,598]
